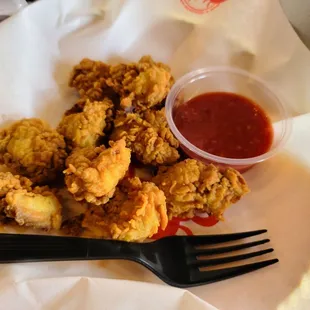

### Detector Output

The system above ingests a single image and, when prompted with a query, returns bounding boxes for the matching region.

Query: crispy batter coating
[4,187,62,230]
[110,108,179,165]
[57,98,113,149]
[0,172,62,230]
[0,119,67,184]
[153,159,249,220]
[64,139,131,205]
[82,177,168,242]
[0,171,32,197]
[107,55,173,111]
[69,56,173,111]
[69,58,111,100]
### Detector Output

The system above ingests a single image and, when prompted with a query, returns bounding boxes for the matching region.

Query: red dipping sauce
[173,92,273,159]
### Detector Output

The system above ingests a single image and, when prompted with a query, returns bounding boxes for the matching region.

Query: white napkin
[0,277,217,310]
[0,0,310,309]
[0,0,27,16]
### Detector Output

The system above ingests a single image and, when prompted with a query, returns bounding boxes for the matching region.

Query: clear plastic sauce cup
[165,67,292,172]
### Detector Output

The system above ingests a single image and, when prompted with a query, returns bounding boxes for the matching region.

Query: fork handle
[0,234,143,263]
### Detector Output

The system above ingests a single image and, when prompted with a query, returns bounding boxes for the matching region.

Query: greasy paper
[0,0,310,309]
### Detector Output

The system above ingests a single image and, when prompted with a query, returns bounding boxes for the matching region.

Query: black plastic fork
[0,229,278,287]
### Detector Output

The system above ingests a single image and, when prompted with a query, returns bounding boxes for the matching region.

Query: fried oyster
[69,58,111,100]
[153,159,249,220]
[107,55,174,111]
[110,108,179,166]
[57,97,114,149]
[69,55,173,112]
[0,172,62,230]
[0,118,67,184]
[81,177,168,242]
[64,139,131,205]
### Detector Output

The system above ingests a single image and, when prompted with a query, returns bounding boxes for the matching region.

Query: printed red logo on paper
[152,215,218,239]
[181,0,227,14]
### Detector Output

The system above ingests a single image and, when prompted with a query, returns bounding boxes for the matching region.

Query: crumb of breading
[61,214,85,236]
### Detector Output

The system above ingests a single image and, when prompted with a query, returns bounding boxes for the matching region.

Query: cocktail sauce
[173,92,273,159]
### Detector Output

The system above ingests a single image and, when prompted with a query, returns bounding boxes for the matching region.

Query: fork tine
[186,229,267,246]
[190,248,274,267]
[192,259,279,284]
[192,239,270,256]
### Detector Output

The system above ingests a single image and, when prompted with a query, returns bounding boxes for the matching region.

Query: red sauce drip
[173,92,273,159]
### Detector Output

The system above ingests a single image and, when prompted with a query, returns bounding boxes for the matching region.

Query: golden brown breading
[57,98,113,149]
[0,171,32,197]
[143,108,179,147]
[4,187,62,230]
[110,108,179,166]
[0,119,67,184]
[69,58,111,100]
[0,172,62,230]
[107,55,174,111]
[64,139,131,205]
[153,159,249,220]
[82,177,168,242]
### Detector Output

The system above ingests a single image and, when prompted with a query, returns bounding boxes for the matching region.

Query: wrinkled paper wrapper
[0,0,310,309]
[0,277,216,310]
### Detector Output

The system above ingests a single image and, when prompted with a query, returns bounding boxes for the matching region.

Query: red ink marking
[179,225,193,235]
[191,215,218,227]
[180,0,227,14]
[152,215,218,239]
[152,218,182,239]
[208,0,226,3]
